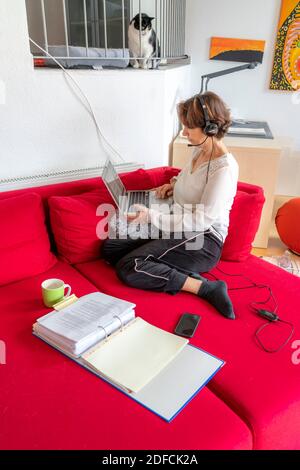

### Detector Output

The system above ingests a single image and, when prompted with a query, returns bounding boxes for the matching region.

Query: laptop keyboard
[128,191,149,208]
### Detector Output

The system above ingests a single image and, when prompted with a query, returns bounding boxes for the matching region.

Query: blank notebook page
[82,317,188,393]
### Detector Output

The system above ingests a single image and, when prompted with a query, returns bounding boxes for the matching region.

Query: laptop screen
[102,159,126,205]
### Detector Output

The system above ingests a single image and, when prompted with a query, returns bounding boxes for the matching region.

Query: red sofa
[1,167,300,450]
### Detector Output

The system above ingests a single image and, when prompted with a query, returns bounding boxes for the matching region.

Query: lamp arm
[200,62,259,93]
[204,77,210,92]
[200,76,205,94]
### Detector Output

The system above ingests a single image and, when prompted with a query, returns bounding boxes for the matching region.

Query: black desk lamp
[200,62,259,94]
[199,61,273,139]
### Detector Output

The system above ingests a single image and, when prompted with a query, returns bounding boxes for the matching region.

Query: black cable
[208,265,278,314]
[255,319,295,353]
[188,135,210,148]
[206,137,214,185]
[206,265,294,353]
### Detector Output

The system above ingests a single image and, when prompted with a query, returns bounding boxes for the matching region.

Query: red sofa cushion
[49,189,112,264]
[221,182,265,261]
[48,170,154,264]
[74,255,300,449]
[145,166,180,188]
[120,168,154,191]
[0,192,57,286]
[0,261,252,450]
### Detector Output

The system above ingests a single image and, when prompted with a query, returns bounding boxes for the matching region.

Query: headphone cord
[206,137,214,184]
[206,265,295,353]
[255,319,295,353]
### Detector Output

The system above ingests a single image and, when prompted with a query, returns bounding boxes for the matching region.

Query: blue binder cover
[33,332,224,423]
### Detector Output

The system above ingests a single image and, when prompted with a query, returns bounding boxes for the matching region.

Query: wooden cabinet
[172,134,283,248]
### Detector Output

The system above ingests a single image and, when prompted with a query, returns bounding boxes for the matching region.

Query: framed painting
[270,0,300,91]
[209,37,265,64]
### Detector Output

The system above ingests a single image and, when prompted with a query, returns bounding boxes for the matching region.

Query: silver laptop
[102,159,173,214]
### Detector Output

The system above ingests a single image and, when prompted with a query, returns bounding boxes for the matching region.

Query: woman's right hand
[155,183,173,199]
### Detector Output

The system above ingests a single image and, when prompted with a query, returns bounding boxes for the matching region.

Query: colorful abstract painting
[270,0,300,91]
[209,37,266,64]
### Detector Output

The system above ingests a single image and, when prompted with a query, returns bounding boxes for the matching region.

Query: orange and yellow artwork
[270,0,300,91]
[209,37,266,63]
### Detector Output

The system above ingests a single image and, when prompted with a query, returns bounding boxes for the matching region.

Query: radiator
[0,162,143,192]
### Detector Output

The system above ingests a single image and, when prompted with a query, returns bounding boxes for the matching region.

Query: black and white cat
[128,13,161,69]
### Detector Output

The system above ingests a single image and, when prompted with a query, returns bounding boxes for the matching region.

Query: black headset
[197,95,219,137]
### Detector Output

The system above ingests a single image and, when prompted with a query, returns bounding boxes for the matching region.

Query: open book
[81,317,188,394]
[33,292,224,421]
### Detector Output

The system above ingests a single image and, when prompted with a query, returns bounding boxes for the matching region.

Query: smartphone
[174,313,201,338]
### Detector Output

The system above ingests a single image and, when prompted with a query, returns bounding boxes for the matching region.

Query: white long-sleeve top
[149,149,239,242]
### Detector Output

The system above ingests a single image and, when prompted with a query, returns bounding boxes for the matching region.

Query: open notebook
[81,317,188,394]
[33,292,224,421]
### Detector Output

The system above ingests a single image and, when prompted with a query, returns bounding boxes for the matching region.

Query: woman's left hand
[126,204,150,224]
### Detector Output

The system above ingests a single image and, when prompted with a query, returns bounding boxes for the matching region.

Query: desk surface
[224,136,291,150]
[174,132,292,150]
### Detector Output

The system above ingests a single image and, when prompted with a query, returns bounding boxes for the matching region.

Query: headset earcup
[205,123,219,136]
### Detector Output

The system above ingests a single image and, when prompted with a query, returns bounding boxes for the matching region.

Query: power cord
[28,37,125,164]
[254,312,294,353]
[207,265,295,353]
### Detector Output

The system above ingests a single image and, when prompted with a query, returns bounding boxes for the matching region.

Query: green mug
[41,278,72,308]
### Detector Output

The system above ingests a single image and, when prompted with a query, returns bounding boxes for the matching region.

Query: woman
[102,92,239,320]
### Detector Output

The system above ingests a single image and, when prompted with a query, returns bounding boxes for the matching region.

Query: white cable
[28,37,125,163]
[133,226,223,282]
[133,232,206,283]
[157,232,207,261]
[134,257,170,282]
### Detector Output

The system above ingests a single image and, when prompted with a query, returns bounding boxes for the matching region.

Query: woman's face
[181,125,206,145]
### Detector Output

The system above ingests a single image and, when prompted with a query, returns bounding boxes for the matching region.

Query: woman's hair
[177,91,232,140]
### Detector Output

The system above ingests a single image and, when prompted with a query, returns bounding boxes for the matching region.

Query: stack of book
[34,292,135,357]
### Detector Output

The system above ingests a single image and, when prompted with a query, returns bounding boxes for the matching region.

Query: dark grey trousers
[101,231,223,295]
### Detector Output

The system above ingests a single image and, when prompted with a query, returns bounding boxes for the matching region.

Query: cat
[128,13,161,69]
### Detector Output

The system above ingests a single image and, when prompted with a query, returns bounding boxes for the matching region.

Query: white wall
[185,0,300,196]
[0,0,190,181]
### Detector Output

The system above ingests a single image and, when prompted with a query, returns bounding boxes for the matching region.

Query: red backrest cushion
[144,167,180,188]
[49,170,153,264]
[0,192,57,286]
[49,189,112,264]
[0,168,264,267]
[221,182,265,261]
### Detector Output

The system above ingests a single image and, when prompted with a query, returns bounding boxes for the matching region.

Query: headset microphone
[187,136,209,147]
